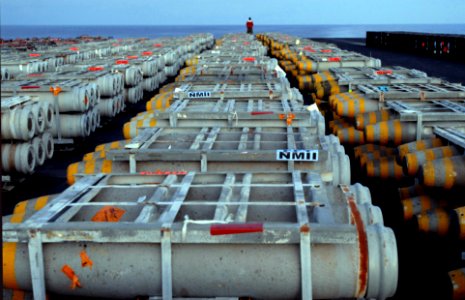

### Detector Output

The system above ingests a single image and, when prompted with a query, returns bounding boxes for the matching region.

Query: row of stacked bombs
[354,138,465,300]
[257,32,465,212]
[257,32,465,300]
[353,140,465,230]
[1,96,55,174]
[1,34,215,139]
[2,34,399,300]
[0,34,215,178]
[0,36,110,52]
[266,34,465,233]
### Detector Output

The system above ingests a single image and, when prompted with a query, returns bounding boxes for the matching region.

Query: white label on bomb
[276,150,319,161]
[187,91,212,98]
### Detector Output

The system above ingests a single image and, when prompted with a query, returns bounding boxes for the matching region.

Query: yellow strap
[13,201,27,214]
[3,243,19,289]
[34,195,49,211]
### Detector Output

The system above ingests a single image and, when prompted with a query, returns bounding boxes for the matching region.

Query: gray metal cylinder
[141,60,157,77]
[143,76,158,92]
[365,120,434,145]
[64,53,78,64]
[2,62,39,76]
[157,70,167,85]
[7,224,396,299]
[289,87,304,102]
[41,101,55,129]
[366,225,398,299]
[31,135,46,166]
[124,66,143,86]
[163,51,177,65]
[96,74,118,97]
[419,155,465,188]
[1,143,36,174]
[116,94,125,113]
[24,86,90,113]
[30,102,46,135]
[89,108,100,132]
[1,107,36,141]
[1,67,10,80]
[87,82,100,107]
[115,74,124,93]
[52,113,91,138]
[164,65,178,77]
[326,134,346,155]
[97,98,117,117]
[41,131,54,159]
[331,151,351,185]
[124,84,144,104]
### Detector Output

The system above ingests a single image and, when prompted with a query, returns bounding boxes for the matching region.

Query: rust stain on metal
[46,231,58,239]
[300,224,310,233]
[347,198,368,297]
[340,185,350,193]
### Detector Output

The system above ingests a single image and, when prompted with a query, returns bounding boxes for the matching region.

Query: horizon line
[2,23,465,26]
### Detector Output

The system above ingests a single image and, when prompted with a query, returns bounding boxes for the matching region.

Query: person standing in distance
[246,17,254,34]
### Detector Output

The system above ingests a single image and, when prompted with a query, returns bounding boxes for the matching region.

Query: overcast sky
[1,0,464,26]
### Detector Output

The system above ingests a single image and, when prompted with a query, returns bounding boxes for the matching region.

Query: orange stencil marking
[242,57,256,62]
[61,265,82,289]
[49,86,62,96]
[279,113,296,126]
[91,206,125,222]
[88,66,104,71]
[376,69,393,75]
[140,170,187,175]
[80,250,93,270]
[303,46,316,52]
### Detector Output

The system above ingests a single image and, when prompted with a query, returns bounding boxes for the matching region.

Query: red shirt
[246,20,254,29]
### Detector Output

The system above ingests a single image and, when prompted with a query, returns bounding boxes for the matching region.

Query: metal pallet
[133,105,321,129]
[3,171,397,299]
[1,95,37,111]
[433,126,465,150]
[107,127,343,180]
[356,82,465,100]
[173,81,290,100]
[331,66,443,86]
[387,100,465,139]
